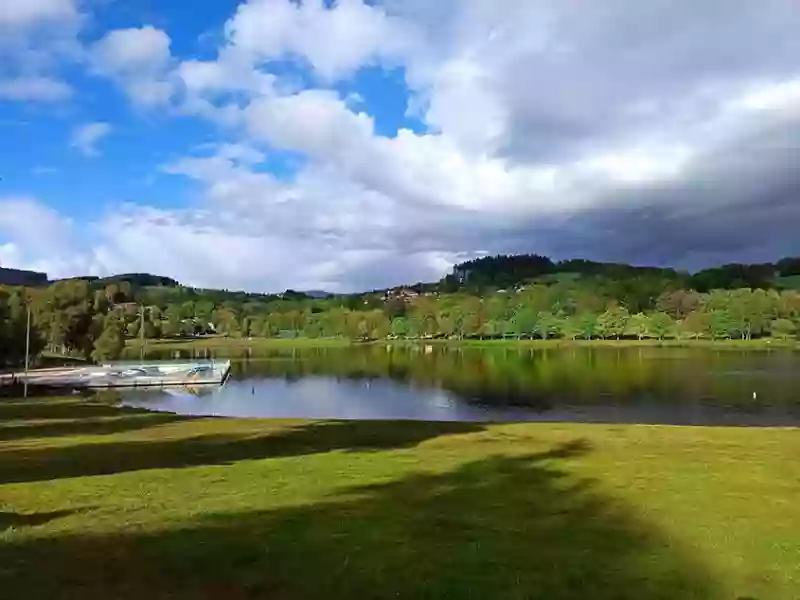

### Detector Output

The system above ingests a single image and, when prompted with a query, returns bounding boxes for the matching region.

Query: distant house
[0,267,48,287]
[384,288,420,301]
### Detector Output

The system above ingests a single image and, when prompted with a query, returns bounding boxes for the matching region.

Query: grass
[1,397,798,599]
[126,336,354,352]
[126,335,800,353]
[425,337,800,350]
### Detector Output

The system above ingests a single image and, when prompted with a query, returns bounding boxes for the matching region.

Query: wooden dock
[2,360,231,390]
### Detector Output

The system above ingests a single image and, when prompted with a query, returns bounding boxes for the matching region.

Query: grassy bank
[1,397,798,599]
[126,336,354,353]
[126,335,800,354]
[425,337,800,350]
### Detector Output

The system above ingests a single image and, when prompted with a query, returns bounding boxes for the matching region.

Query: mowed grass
[0,398,798,600]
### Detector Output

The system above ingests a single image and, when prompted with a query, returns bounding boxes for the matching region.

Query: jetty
[1,359,231,390]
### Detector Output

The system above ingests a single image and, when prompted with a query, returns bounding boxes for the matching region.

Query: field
[1,397,798,599]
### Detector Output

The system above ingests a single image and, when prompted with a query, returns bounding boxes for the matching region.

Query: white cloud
[0,0,77,27]
[0,75,71,101]
[90,26,176,106]
[224,0,416,81]
[92,26,171,73]
[0,196,96,278]
[70,122,112,157]
[0,0,81,103]
[6,0,800,290]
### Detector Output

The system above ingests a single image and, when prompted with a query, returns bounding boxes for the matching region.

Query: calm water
[118,346,800,426]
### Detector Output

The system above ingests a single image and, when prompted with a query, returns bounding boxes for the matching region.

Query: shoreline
[125,336,800,353]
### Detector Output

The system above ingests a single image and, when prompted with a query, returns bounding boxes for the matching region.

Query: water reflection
[119,346,800,426]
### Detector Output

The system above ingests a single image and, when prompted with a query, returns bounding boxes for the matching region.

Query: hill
[441,254,800,293]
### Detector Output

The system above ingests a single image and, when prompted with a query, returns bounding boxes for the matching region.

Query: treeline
[0,280,131,368]
[4,255,800,369]
[444,254,800,292]
[211,286,800,342]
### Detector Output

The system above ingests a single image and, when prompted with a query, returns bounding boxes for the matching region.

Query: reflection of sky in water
[120,366,800,427]
[124,377,525,422]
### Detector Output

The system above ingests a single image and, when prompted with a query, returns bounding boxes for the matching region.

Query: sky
[1,0,799,293]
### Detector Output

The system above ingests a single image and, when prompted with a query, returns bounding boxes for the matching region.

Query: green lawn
[1,397,798,599]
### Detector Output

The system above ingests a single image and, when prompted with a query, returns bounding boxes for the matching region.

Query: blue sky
[1,1,799,292]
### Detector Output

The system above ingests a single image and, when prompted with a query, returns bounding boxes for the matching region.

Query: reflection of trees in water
[147,346,800,412]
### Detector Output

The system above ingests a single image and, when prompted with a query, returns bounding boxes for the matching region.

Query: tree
[391,317,410,338]
[770,318,797,340]
[596,307,629,339]
[92,317,125,362]
[625,313,649,341]
[709,310,736,340]
[128,318,141,339]
[560,315,582,341]
[577,313,599,340]
[512,306,537,339]
[534,312,560,340]
[679,310,710,340]
[648,312,674,340]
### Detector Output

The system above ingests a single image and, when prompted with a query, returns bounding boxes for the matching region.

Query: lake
[118,345,800,426]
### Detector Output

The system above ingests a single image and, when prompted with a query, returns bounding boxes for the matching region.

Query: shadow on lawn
[0,416,484,484]
[0,441,723,600]
[0,411,186,442]
[0,398,139,421]
[0,509,83,530]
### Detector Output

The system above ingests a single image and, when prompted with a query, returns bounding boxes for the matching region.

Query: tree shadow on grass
[0,412,187,442]
[0,398,141,421]
[0,509,83,530]
[0,419,484,484]
[0,441,723,600]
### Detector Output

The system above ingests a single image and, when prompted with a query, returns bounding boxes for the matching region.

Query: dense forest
[2,254,800,368]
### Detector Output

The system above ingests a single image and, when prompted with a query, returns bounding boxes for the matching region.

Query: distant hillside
[40,253,800,303]
[442,254,800,292]
[55,273,179,288]
[443,254,684,291]
[299,290,332,299]
[97,273,180,288]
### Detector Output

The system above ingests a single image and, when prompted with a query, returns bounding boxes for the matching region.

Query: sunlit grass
[1,397,798,599]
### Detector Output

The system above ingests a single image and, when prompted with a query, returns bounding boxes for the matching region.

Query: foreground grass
[1,398,798,599]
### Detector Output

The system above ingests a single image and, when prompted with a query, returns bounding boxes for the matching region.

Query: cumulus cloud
[90,26,175,106]
[4,0,800,291]
[70,122,112,157]
[0,196,96,277]
[223,0,417,81]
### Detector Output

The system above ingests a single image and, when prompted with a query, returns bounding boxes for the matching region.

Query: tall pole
[24,306,31,374]
[24,306,30,398]
[140,305,145,361]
